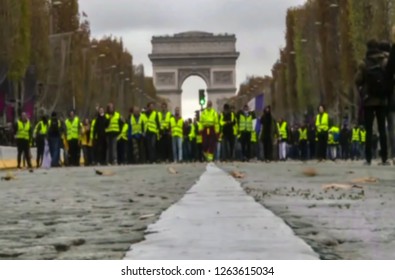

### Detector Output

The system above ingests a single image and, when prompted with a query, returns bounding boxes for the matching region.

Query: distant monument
[149,31,240,111]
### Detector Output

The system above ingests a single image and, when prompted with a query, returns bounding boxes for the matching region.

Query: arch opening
[181,75,207,119]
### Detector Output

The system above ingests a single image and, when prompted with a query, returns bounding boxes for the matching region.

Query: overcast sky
[79,0,306,117]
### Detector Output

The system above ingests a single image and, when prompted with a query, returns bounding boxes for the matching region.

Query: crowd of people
[12,39,395,169]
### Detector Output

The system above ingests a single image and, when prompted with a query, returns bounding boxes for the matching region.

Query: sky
[79,0,306,117]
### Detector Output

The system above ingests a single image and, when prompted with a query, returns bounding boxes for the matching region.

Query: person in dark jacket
[220,104,236,161]
[47,112,62,167]
[355,39,389,165]
[260,106,277,162]
[339,124,351,160]
[93,106,107,165]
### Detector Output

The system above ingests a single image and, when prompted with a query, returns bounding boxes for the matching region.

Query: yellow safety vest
[145,111,158,134]
[16,120,31,140]
[90,119,96,142]
[65,117,80,141]
[360,130,366,143]
[352,128,360,142]
[81,125,90,146]
[34,121,48,137]
[170,117,184,138]
[316,112,329,132]
[196,122,203,144]
[105,112,121,133]
[201,109,218,128]
[299,128,308,141]
[277,122,288,139]
[239,114,253,132]
[131,114,147,135]
[117,123,129,141]
[159,111,171,130]
[251,131,257,142]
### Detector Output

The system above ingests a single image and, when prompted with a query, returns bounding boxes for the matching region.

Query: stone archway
[149,31,240,112]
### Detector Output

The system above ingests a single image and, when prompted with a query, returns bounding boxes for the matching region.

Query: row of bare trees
[271,0,395,125]
[0,0,157,123]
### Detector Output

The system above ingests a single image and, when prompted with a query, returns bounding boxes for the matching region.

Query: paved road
[220,160,395,259]
[1,155,394,259]
[0,164,205,259]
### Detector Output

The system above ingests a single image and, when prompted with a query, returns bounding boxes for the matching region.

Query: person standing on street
[298,123,308,162]
[33,115,48,168]
[219,104,236,161]
[81,118,92,166]
[131,106,147,164]
[93,106,107,165]
[355,39,389,165]
[144,102,160,163]
[315,105,329,162]
[277,117,289,161]
[48,112,62,167]
[170,107,183,163]
[201,100,219,162]
[158,102,172,163]
[14,112,33,169]
[237,104,255,162]
[340,123,351,160]
[117,117,128,165]
[260,106,277,162]
[105,103,122,165]
[65,110,81,166]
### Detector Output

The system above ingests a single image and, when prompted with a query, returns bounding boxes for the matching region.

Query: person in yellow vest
[328,124,340,160]
[188,116,197,161]
[315,105,329,161]
[144,102,160,163]
[200,100,219,162]
[130,106,147,164]
[277,117,289,161]
[89,117,96,165]
[220,104,236,161]
[81,118,92,166]
[359,125,367,160]
[237,104,255,162]
[250,119,258,160]
[170,107,183,163]
[191,112,204,162]
[116,117,128,165]
[14,112,33,169]
[158,102,172,163]
[351,123,361,160]
[105,103,122,165]
[298,123,308,161]
[33,115,49,168]
[65,110,81,166]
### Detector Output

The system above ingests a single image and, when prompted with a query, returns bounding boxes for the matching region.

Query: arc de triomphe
[149,31,240,112]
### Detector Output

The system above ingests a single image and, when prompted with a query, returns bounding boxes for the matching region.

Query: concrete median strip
[124,163,318,260]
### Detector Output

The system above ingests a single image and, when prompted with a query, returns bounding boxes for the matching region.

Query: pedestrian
[201,100,219,162]
[237,104,255,162]
[277,117,289,161]
[315,105,329,161]
[48,112,62,167]
[260,106,277,162]
[158,102,172,163]
[355,39,389,165]
[307,124,316,159]
[130,106,147,164]
[65,110,81,166]
[81,118,92,166]
[144,102,160,163]
[33,115,48,168]
[340,123,351,160]
[193,113,204,162]
[219,104,236,161]
[14,112,33,169]
[351,123,361,160]
[105,103,122,165]
[93,106,107,165]
[298,123,308,161]
[328,124,340,160]
[170,107,183,163]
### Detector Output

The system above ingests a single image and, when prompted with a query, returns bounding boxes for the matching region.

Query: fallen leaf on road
[322,183,364,190]
[351,177,378,183]
[302,168,317,177]
[346,171,355,174]
[167,166,178,174]
[94,169,115,176]
[139,214,155,220]
[230,170,245,179]
[1,172,16,181]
